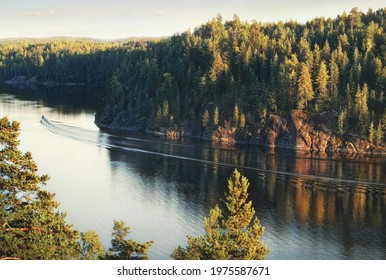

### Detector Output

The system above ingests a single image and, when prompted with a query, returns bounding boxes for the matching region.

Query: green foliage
[0,39,124,86]
[239,113,246,130]
[202,109,210,128]
[0,117,80,259]
[297,63,314,109]
[375,122,383,145]
[359,113,370,138]
[107,220,153,260]
[369,121,375,143]
[233,104,239,127]
[338,109,346,136]
[0,117,153,260]
[79,230,106,260]
[213,106,219,126]
[172,169,269,260]
[316,61,329,108]
[1,8,385,144]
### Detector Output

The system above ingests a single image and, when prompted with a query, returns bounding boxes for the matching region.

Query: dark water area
[1,86,385,259]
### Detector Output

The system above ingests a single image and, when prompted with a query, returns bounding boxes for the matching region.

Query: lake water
[1,86,385,259]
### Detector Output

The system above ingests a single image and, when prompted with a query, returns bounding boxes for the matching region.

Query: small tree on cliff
[172,169,269,260]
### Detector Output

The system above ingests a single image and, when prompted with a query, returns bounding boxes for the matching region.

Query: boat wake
[41,116,386,188]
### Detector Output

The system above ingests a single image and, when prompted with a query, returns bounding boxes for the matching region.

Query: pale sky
[0,0,384,40]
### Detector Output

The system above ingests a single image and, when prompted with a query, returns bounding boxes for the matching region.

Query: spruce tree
[338,109,346,136]
[202,109,210,128]
[375,122,383,145]
[317,61,329,100]
[172,169,269,260]
[239,113,246,130]
[213,106,219,127]
[369,121,375,143]
[233,104,239,127]
[297,63,314,109]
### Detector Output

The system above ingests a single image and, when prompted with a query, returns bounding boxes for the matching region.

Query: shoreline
[95,121,386,157]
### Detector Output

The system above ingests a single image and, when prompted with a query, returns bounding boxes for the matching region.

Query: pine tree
[0,117,80,260]
[202,109,210,128]
[80,230,106,260]
[213,106,219,126]
[297,63,314,109]
[233,104,239,127]
[321,40,331,61]
[172,169,269,260]
[329,56,339,100]
[316,61,329,108]
[361,83,369,115]
[359,113,369,138]
[369,121,375,143]
[355,84,369,116]
[375,122,383,145]
[355,85,362,114]
[108,74,124,105]
[383,111,386,130]
[239,113,246,130]
[338,109,346,136]
[162,100,169,117]
[107,220,153,260]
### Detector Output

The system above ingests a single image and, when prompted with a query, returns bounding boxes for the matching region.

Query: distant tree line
[0,39,143,87]
[1,8,385,143]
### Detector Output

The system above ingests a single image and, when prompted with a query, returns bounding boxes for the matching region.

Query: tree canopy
[1,8,386,145]
[0,117,80,259]
[0,116,152,259]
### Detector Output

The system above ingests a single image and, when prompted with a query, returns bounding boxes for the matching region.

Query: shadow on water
[0,84,101,113]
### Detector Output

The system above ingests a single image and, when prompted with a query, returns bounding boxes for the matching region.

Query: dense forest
[1,8,386,153]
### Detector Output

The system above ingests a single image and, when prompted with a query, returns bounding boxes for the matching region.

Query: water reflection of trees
[103,135,386,258]
[259,175,384,229]
[107,137,385,227]
[1,85,100,113]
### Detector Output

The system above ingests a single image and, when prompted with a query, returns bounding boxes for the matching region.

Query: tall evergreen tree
[233,104,240,127]
[375,122,383,145]
[213,106,220,126]
[202,109,210,128]
[316,61,329,109]
[369,121,375,143]
[297,63,314,109]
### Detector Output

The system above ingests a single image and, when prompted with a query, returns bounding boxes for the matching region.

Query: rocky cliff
[264,110,386,155]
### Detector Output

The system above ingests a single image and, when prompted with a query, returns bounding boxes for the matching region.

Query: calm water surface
[1,86,385,259]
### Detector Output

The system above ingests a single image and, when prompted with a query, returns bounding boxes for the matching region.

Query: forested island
[1,8,386,154]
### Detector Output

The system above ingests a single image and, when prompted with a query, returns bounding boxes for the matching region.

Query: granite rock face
[263,110,385,155]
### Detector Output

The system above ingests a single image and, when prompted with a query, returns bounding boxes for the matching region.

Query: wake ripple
[41,116,386,187]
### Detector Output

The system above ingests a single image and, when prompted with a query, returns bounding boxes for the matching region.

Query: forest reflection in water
[102,128,386,259]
